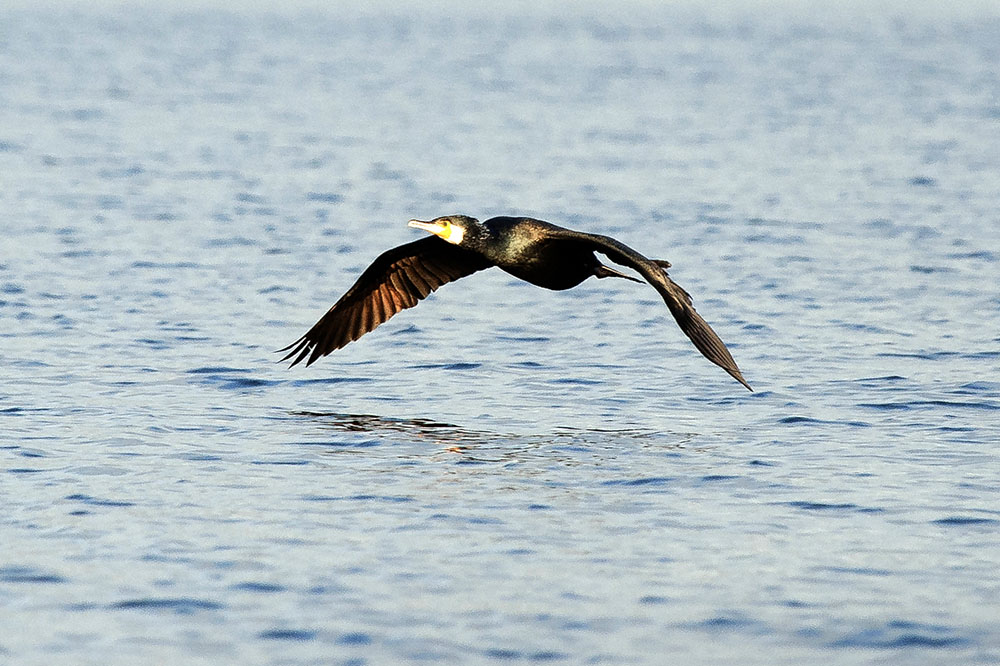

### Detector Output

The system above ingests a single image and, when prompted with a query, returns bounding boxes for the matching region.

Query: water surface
[2,4,999,664]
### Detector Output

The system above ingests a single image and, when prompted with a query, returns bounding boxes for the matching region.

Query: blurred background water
[1,1,999,664]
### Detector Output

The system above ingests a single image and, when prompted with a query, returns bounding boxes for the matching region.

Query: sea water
[2,3,999,664]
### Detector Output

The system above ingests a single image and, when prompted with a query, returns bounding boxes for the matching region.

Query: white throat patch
[445,224,465,245]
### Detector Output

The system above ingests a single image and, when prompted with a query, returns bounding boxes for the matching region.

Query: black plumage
[279,215,751,390]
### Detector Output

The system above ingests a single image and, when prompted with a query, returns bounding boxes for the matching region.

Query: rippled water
[2,3,999,664]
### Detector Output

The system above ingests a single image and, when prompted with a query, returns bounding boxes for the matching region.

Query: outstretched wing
[558,229,752,391]
[279,236,492,367]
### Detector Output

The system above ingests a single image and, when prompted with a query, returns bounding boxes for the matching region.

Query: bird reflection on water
[293,410,500,455]
[291,411,698,459]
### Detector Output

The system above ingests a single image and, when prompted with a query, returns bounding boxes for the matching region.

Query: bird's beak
[407,219,446,237]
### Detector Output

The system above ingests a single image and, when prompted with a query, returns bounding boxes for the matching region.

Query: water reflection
[289,410,695,459]
[294,410,483,440]
[291,410,508,456]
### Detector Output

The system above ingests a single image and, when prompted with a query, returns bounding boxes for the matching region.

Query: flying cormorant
[279,215,751,390]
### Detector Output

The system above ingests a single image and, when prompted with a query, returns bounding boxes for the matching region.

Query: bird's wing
[279,237,492,367]
[560,230,751,391]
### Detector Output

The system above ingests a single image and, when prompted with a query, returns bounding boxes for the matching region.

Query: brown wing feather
[279,236,492,367]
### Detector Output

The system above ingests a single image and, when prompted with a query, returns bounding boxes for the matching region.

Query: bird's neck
[459,223,494,256]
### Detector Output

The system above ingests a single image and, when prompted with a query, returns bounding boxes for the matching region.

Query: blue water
[2,3,999,664]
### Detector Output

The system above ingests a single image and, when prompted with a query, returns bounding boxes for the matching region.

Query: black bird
[279,215,751,390]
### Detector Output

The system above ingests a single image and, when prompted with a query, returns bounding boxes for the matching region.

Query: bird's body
[280,215,751,390]
[477,217,598,289]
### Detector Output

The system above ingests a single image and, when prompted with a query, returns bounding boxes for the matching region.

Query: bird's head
[407,215,480,246]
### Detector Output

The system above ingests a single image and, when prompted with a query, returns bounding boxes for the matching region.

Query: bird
[279,215,751,390]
